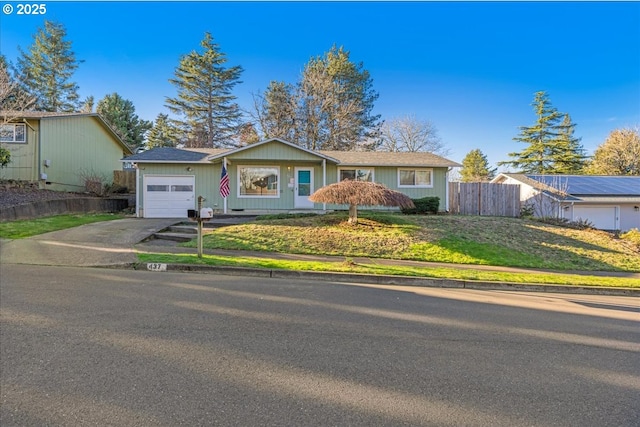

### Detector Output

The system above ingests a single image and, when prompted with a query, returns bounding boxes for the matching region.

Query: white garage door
[573,206,617,230]
[144,176,195,218]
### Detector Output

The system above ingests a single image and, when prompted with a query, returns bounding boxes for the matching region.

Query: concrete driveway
[0,218,181,267]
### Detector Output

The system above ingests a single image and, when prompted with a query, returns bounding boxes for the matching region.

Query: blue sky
[1,1,639,169]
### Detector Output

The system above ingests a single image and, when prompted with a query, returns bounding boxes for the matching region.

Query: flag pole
[223,157,228,214]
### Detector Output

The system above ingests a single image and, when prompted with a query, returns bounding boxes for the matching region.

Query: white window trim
[237,165,281,198]
[0,123,26,143]
[337,167,375,182]
[397,168,434,188]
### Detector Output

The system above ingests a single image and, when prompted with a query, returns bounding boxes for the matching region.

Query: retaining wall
[0,197,130,222]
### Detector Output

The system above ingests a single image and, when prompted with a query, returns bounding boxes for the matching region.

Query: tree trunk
[348,204,358,224]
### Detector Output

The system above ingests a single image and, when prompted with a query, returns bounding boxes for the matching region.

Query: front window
[239,166,279,197]
[0,124,26,143]
[398,168,433,187]
[339,168,373,182]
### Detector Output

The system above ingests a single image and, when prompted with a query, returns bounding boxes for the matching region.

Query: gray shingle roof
[123,142,462,167]
[123,147,211,162]
[319,150,461,167]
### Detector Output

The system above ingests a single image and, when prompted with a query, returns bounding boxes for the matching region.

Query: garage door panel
[144,176,195,218]
[574,206,617,230]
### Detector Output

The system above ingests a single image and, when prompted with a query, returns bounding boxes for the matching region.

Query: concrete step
[168,225,197,234]
[152,232,196,243]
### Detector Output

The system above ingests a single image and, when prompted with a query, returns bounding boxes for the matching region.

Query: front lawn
[184,212,640,272]
[136,252,640,288]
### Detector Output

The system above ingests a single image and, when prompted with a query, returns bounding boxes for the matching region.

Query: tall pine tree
[254,80,297,142]
[499,91,584,174]
[165,32,243,148]
[16,20,81,112]
[460,149,497,182]
[146,113,180,148]
[255,45,380,151]
[96,93,152,150]
[550,113,586,173]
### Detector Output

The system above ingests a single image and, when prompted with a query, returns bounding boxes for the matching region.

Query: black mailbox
[187,209,198,219]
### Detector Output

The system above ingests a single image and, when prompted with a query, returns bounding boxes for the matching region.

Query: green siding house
[123,138,461,218]
[1,112,132,191]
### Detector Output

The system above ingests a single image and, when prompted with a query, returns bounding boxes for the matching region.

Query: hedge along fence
[0,197,129,222]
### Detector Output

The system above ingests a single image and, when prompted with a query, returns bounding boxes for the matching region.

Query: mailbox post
[197,196,204,258]
[192,196,214,258]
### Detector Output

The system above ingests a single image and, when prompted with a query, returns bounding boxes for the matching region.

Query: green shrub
[520,203,535,218]
[402,196,440,215]
[0,147,11,168]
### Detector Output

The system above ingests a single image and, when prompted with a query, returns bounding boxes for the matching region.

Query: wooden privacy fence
[113,170,136,193]
[449,182,521,217]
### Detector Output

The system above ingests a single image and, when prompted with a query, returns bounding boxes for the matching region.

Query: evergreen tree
[146,113,180,148]
[16,20,82,112]
[585,128,640,175]
[254,81,297,142]
[97,93,152,150]
[165,32,243,148]
[298,45,380,150]
[460,149,497,182]
[550,113,586,173]
[255,45,380,150]
[498,91,583,174]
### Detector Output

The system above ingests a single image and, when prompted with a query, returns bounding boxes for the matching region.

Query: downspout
[446,167,452,212]
[570,202,574,221]
[22,119,40,185]
[322,159,326,211]
[135,164,140,218]
[36,124,41,185]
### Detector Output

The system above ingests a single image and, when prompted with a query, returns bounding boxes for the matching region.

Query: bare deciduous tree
[1,56,36,170]
[379,115,449,155]
[1,57,36,113]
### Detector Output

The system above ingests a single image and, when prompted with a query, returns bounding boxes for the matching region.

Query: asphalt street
[1,264,638,426]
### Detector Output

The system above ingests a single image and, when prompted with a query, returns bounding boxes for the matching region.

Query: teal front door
[294,167,314,209]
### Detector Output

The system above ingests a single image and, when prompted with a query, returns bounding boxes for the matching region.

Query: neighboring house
[122,138,461,218]
[492,173,640,231]
[1,112,132,192]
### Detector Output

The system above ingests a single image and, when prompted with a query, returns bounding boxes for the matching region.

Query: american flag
[219,164,230,198]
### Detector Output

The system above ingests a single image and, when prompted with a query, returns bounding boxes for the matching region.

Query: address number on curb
[147,263,167,272]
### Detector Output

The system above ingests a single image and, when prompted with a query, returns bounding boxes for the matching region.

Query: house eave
[205,138,340,163]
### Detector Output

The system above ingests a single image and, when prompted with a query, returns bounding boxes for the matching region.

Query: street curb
[131,262,640,296]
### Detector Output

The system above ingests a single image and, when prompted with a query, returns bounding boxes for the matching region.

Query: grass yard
[0,213,124,239]
[137,252,640,288]
[186,212,640,273]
